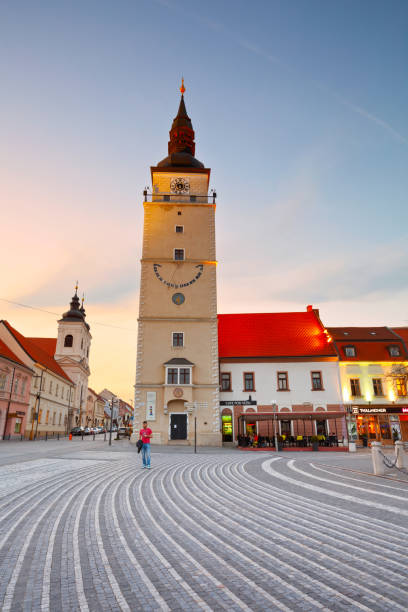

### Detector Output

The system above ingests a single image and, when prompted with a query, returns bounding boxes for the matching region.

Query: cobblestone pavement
[0,441,407,611]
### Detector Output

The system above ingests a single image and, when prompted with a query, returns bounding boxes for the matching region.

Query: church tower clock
[134,81,221,446]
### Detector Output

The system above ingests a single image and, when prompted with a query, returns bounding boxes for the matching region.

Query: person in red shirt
[139,421,152,469]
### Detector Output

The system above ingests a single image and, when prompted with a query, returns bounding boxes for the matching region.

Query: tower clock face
[153,263,203,289]
[170,177,190,194]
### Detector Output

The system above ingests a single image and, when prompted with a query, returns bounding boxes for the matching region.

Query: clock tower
[134,81,221,446]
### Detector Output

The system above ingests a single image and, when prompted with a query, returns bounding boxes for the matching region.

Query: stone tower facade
[134,84,221,446]
[55,288,91,429]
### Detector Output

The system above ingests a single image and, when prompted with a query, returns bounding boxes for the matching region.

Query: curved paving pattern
[0,450,407,611]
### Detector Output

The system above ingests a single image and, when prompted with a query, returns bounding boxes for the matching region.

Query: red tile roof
[327,327,408,362]
[2,322,72,382]
[0,339,30,369]
[392,327,408,344]
[328,327,397,341]
[218,311,336,359]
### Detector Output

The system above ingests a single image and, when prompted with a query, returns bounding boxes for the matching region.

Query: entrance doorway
[170,414,187,440]
[222,414,232,442]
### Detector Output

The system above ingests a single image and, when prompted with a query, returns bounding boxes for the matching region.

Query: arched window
[64,334,73,348]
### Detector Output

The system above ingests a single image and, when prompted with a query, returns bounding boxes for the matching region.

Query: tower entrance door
[170,414,187,440]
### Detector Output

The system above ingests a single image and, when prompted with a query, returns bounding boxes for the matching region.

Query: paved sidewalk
[0,442,407,611]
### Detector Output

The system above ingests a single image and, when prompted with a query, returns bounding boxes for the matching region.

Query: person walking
[139,421,152,469]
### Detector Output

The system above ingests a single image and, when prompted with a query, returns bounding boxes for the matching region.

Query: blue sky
[1,0,407,396]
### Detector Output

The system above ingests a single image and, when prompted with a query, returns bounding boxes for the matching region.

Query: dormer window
[344,346,356,357]
[64,334,73,348]
[388,345,400,357]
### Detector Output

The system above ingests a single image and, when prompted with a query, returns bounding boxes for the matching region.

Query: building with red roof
[218,306,345,447]
[327,326,408,445]
[0,288,92,437]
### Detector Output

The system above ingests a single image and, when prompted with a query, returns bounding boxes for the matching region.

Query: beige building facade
[134,86,221,445]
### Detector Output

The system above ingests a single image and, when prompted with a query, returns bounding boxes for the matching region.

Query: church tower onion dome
[59,286,89,329]
[157,79,204,169]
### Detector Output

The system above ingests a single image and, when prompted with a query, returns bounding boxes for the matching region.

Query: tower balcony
[143,191,217,204]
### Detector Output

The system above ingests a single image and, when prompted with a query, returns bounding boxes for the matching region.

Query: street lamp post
[108,397,118,447]
[29,369,44,440]
[271,400,279,452]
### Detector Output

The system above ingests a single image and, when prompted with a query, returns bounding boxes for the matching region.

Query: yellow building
[133,82,221,446]
[328,326,408,445]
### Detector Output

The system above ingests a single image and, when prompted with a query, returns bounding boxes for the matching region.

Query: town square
[1,1,408,610]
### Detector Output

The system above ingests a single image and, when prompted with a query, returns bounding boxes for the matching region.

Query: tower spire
[156,80,204,169]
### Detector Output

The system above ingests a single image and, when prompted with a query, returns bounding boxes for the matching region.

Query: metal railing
[143,191,217,204]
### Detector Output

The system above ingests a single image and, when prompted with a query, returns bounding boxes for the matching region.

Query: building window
[350,378,361,397]
[56,384,59,396]
[0,372,6,390]
[81,339,83,349]
[38,409,42,424]
[175,225,184,233]
[174,249,185,261]
[14,419,22,434]
[244,372,254,391]
[167,368,178,384]
[277,372,289,391]
[166,367,192,385]
[388,346,401,357]
[52,412,56,425]
[396,377,407,397]
[14,379,19,394]
[344,346,356,357]
[180,368,190,384]
[163,195,170,202]
[21,378,26,395]
[221,372,231,391]
[311,371,323,390]
[172,332,184,347]
[34,376,39,389]
[59,413,62,425]
[87,347,89,357]
[41,377,45,391]
[45,410,49,424]
[49,380,53,394]
[372,378,383,396]
[64,334,73,348]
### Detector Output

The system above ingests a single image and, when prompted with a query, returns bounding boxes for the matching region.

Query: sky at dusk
[1,0,408,401]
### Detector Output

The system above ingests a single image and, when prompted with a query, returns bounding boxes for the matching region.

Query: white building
[218,307,346,445]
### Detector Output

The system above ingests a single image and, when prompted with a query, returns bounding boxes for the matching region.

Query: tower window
[174,249,185,261]
[64,334,73,348]
[177,211,182,216]
[172,332,184,347]
[175,225,184,233]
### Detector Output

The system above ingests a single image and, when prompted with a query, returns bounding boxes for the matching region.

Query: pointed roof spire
[157,80,204,168]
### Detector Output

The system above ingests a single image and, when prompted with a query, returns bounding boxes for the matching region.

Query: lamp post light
[29,368,45,440]
[271,400,279,452]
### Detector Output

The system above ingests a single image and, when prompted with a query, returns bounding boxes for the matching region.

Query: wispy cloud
[154,0,407,145]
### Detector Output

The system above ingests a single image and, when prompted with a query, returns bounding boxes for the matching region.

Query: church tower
[55,286,91,429]
[134,82,221,446]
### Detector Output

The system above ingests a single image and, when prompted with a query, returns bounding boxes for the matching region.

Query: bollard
[395,441,406,469]
[57,432,60,441]
[45,432,48,441]
[81,431,84,440]
[371,441,385,475]
[104,432,106,442]
[93,433,95,441]
[69,433,72,441]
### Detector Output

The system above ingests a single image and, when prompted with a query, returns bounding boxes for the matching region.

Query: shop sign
[352,406,407,415]
[146,392,156,421]
[220,400,257,406]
